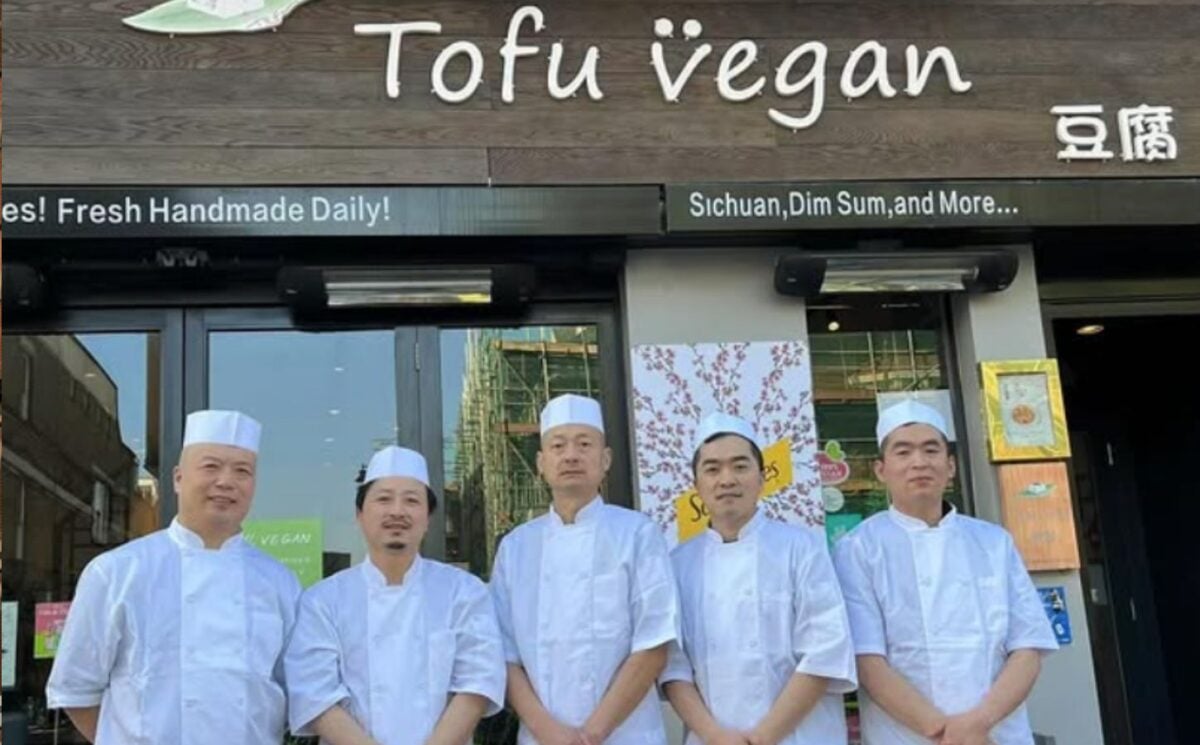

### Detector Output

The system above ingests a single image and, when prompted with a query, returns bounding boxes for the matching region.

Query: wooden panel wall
[4,0,1199,184]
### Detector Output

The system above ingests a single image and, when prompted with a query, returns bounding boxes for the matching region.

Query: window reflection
[808,299,961,523]
[2,333,160,744]
[209,330,398,573]
[440,326,603,578]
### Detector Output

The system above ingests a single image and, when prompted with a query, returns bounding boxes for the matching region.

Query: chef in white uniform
[490,394,680,745]
[662,412,857,745]
[46,409,302,745]
[284,445,505,745]
[832,400,1058,745]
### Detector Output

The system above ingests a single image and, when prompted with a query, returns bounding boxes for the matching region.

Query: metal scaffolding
[449,326,601,576]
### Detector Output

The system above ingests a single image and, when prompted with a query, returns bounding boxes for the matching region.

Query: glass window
[2,333,161,744]
[808,296,962,528]
[208,330,398,575]
[440,325,605,579]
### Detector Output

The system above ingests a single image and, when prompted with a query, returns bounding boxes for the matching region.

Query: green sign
[242,519,324,588]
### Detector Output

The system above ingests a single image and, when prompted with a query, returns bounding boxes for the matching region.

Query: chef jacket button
[920,577,932,587]
[185,699,198,709]
[749,641,758,649]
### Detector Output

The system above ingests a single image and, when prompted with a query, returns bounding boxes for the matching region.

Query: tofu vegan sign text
[355,5,973,132]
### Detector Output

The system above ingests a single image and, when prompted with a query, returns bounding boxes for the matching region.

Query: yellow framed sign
[980,359,1071,461]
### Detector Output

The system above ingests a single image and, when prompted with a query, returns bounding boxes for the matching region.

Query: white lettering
[837,191,888,216]
[789,190,833,217]
[432,41,485,103]
[841,41,897,100]
[716,40,765,102]
[769,42,827,131]
[355,22,443,100]
[352,8,975,134]
[651,17,712,103]
[939,190,997,215]
[500,5,543,104]
[548,43,604,101]
[904,45,972,96]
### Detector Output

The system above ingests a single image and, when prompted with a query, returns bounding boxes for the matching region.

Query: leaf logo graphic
[124,0,313,35]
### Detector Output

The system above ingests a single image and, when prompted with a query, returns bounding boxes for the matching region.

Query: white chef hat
[693,411,759,455]
[539,393,605,436]
[182,410,262,453]
[876,399,949,446]
[365,446,431,487]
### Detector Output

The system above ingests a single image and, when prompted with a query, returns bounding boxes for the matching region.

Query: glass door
[189,305,628,581]
[2,311,180,745]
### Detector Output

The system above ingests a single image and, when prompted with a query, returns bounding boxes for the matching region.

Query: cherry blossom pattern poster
[630,340,821,548]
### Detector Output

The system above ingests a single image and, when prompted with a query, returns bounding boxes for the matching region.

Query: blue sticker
[1038,586,1072,645]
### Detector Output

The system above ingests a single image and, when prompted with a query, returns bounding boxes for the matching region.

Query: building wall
[4,0,1198,184]
[622,246,1105,744]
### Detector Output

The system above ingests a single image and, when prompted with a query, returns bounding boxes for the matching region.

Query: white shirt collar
[705,505,766,544]
[548,494,603,528]
[167,517,244,551]
[887,502,958,532]
[362,554,423,590]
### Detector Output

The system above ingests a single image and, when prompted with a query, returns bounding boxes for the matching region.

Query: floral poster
[630,341,821,547]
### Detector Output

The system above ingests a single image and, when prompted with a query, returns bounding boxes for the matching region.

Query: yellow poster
[676,437,793,543]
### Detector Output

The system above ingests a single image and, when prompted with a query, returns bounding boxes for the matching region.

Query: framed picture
[980,359,1071,461]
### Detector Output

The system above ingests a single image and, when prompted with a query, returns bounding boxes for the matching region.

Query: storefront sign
[7,179,1198,239]
[355,8,973,134]
[1052,105,1178,163]
[0,186,662,239]
[2,602,18,688]
[242,518,324,588]
[666,179,1200,231]
[33,602,71,660]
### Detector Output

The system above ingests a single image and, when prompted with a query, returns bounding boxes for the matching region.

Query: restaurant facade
[2,1,1198,744]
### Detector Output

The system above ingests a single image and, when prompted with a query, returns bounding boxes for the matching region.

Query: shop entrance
[1052,313,1200,745]
[2,304,628,744]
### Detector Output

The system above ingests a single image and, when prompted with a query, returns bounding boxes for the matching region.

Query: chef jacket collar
[705,505,766,544]
[887,501,958,532]
[548,494,603,529]
[362,553,424,590]
[168,516,244,552]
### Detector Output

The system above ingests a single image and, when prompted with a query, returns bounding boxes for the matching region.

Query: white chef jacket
[661,509,857,745]
[490,496,680,745]
[284,555,506,745]
[46,518,302,745]
[832,506,1059,745]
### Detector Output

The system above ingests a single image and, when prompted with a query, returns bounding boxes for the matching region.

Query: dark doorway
[1055,314,1200,745]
